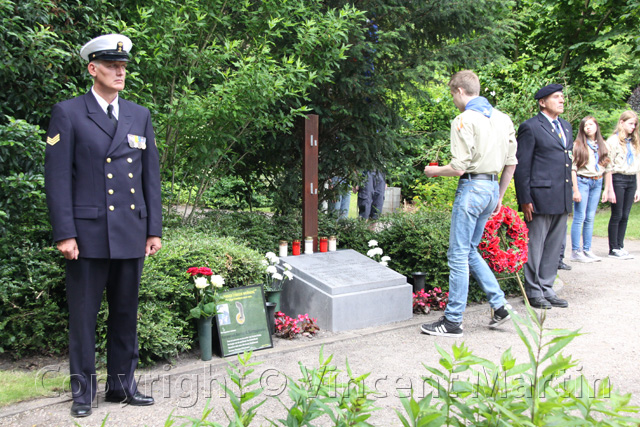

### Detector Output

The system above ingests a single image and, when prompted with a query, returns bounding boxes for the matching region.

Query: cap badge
[117,41,123,52]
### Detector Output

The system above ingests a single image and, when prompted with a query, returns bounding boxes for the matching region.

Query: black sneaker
[420,316,463,337]
[489,304,513,328]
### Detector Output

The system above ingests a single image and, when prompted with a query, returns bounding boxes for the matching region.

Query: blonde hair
[448,70,480,97]
[613,110,640,152]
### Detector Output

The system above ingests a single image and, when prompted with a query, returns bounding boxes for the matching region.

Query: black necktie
[107,104,118,129]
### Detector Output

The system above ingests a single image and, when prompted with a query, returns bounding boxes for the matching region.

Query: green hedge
[0,228,265,365]
[106,229,265,365]
[1,208,522,363]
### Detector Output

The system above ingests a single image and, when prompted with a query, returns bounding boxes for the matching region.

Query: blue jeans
[331,193,351,219]
[571,176,603,251]
[444,179,506,323]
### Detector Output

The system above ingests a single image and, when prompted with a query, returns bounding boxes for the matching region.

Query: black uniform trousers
[66,257,144,405]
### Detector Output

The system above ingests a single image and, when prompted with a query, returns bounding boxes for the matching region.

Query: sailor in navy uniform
[44,34,161,417]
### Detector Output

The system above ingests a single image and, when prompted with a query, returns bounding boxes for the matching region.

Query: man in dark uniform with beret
[513,84,572,310]
[44,34,161,417]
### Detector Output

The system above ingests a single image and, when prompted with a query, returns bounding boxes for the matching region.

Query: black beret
[534,84,563,100]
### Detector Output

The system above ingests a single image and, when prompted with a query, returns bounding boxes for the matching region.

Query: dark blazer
[44,92,162,259]
[514,112,573,215]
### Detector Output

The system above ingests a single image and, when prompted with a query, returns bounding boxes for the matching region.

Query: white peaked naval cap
[80,34,132,62]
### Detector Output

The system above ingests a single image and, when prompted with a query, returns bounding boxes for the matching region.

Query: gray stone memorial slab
[279,249,412,332]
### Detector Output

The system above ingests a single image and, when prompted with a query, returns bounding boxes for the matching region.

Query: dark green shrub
[375,210,451,289]
[0,226,265,365]
[0,117,49,236]
[0,239,67,355]
[131,229,264,364]
[193,210,377,255]
[326,216,377,254]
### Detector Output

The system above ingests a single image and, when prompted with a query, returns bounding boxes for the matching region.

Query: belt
[460,173,498,181]
[578,175,602,180]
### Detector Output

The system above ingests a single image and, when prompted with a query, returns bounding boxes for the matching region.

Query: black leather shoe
[529,297,552,309]
[70,402,92,417]
[546,296,568,308]
[105,391,154,406]
[557,261,572,270]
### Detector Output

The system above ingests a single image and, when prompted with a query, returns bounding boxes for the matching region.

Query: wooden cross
[302,115,319,251]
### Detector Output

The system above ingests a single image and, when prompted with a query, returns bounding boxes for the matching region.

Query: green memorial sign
[214,285,273,357]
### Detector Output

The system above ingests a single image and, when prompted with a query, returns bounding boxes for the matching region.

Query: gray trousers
[358,171,385,219]
[524,213,568,299]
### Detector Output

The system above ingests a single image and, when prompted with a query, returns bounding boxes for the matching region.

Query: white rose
[194,277,210,289]
[367,247,383,257]
[210,275,225,288]
[368,240,378,247]
[379,261,388,267]
[381,256,391,262]
[266,265,277,275]
[272,273,283,281]
[261,259,269,266]
[283,263,292,271]
[265,252,279,264]
[284,270,293,280]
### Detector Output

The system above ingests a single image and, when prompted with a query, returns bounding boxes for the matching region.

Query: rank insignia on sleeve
[47,134,60,146]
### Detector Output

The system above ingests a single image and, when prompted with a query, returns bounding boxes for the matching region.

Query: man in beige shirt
[421,70,517,337]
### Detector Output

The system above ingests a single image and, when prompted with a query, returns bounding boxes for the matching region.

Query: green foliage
[0,239,67,356]
[0,0,81,125]
[0,227,265,364]
[123,0,363,223]
[275,348,377,426]
[202,176,271,211]
[374,211,450,288]
[190,210,373,255]
[0,117,48,236]
[264,0,519,211]
[411,177,459,213]
[193,211,297,255]
[166,313,640,425]
[397,306,640,426]
[391,81,459,197]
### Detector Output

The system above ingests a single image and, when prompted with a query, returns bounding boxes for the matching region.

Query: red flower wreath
[479,205,529,274]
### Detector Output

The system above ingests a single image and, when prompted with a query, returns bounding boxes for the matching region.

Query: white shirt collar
[541,111,565,145]
[91,87,119,119]
[540,111,558,124]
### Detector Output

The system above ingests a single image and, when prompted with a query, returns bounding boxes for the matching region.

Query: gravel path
[1,236,638,426]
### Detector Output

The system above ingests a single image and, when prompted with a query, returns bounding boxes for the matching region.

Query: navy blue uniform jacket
[514,113,573,215]
[44,92,162,259]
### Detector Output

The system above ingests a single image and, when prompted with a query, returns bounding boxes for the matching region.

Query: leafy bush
[191,210,374,255]
[168,310,640,426]
[375,211,451,288]
[397,307,640,426]
[0,239,67,356]
[130,229,264,364]
[0,117,48,236]
[0,226,265,365]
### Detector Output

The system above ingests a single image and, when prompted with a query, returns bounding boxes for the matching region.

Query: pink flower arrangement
[413,287,448,314]
[274,311,319,339]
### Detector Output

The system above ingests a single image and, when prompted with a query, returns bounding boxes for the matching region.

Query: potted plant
[262,251,293,311]
[186,266,226,361]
